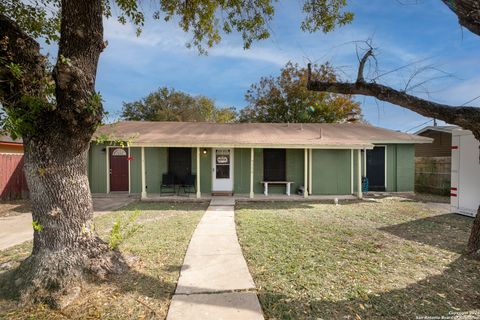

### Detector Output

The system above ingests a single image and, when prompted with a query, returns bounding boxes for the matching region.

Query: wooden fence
[0,154,29,200]
[415,156,451,196]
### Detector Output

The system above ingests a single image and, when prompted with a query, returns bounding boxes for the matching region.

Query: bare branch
[307,79,480,135]
[357,47,374,83]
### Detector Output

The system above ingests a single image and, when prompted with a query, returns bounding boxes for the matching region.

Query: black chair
[160,173,176,196]
[178,174,196,197]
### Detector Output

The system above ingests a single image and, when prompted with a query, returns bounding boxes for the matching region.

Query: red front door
[109,147,129,192]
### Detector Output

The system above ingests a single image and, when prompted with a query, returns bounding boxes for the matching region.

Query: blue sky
[50,0,480,131]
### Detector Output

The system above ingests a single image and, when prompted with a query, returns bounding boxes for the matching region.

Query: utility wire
[405,119,433,133]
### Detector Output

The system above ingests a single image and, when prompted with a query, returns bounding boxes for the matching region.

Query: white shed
[451,129,480,217]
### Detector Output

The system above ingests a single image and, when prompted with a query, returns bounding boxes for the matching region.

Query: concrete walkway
[0,197,136,251]
[167,197,264,320]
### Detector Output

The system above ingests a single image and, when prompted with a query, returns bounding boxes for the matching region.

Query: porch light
[202,148,208,155]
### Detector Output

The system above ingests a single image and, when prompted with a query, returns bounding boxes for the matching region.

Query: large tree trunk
[10,133,125,308]
[307,63,480,255]
[1,1,126,308]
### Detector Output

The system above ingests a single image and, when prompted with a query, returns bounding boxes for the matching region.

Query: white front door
[212,149,234,192]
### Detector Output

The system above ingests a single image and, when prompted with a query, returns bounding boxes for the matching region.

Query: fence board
[415,156,451,195]
[0,154,29,200]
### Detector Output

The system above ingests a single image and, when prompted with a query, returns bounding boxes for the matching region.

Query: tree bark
[14,135,125,308]
[307,78,480,255]
[442,0,480,36]
[1,1,125,308]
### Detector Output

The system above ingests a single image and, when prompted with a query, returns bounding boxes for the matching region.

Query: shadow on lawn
[0,201,31,214]
[380,213,474,254]
[116,201,210,212]
[257,255,480,319]
[236,200,364,210]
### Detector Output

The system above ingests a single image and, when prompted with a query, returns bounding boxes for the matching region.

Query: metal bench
[261,181,294,196]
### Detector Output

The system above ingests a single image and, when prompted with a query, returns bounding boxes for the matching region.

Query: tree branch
[307,79,480,135]
[0,14,47,107]
[52,0,105,141]
[442,0,480,36]
[357,47,373,83]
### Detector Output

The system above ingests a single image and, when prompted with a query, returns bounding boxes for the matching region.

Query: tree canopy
[121,87,237,123]
[239,62,361,123]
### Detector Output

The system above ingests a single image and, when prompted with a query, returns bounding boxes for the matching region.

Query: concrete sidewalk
[0,197,136,251]
[167,197,264,319]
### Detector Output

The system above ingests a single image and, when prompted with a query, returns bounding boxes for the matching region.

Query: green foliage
[1,1,352,51]
[108,210,143,250]
[94,128,139,146]
[86,92,104,114]
[32,221,43,232]
[121,87,238,123]
[0,0,61,44]
[301,0,354,33]
[5,63,23,80]
[239,61,362,123]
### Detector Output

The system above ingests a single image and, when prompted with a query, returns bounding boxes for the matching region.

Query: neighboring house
[451,129,480,217]
[0,135,24,154]
[414,126,458,195]
[0,135,28,200]
[88,121,431,199]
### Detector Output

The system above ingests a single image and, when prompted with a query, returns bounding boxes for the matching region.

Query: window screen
[263,149,286,181]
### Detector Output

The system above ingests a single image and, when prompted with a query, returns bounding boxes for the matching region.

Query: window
[112,148,127,156]
[263,149,286,181]
[215,149,230,179]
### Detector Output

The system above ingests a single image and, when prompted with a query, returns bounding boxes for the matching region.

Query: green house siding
[386,145,397,192]
[200,148,212,193]
[88,143,107,193]
[395,144,414,191]
[130,147,142,193]
[312,149,351,195]
[234,148,251,194]
[286,149,304,195]
[145,147,167,193]
[253,149,264,194]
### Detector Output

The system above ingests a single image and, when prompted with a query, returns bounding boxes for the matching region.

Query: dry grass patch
[235,197,480,320]
[0,201,207,319]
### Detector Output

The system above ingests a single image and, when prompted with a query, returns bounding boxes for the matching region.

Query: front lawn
[0,201,207,319]
[236,197,480,319]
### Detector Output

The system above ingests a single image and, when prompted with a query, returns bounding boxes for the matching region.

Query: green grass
[235,197,480,320]
[0,201,208,319]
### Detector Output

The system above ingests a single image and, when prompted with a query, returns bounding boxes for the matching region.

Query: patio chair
[160,173,176,196]
[177,174,196,197]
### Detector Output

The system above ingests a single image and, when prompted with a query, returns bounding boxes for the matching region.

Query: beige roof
[94,121,432,149]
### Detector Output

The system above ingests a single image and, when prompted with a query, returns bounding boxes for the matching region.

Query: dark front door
[168,148,192,184]
[109,147,129,192]
[366,146,386,191]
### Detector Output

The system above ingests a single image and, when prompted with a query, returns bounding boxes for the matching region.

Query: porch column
[357,149,363,199]
[304,148,308,198]
[308,148,313,195]
[196,147,201,198]
[141,147,147,199]
[250,148,254,198]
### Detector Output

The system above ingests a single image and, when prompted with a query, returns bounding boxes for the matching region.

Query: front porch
[91,146,369,200]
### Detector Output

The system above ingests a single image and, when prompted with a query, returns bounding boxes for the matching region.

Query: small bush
[109,210,143,249]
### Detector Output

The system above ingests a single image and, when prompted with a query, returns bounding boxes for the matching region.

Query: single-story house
[88,121,431,199]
